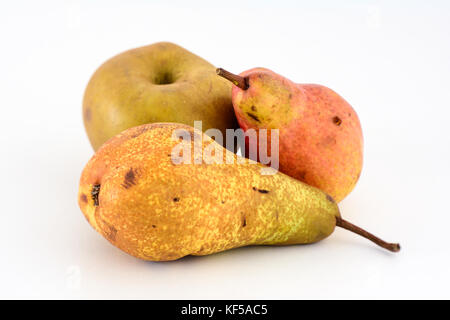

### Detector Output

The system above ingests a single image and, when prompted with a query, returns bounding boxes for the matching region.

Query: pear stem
[335,217,400,253]
[216,68,249,90]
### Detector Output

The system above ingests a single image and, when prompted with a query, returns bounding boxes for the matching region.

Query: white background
[1,0,449,299]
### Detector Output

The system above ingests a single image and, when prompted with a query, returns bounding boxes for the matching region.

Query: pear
[78,123,398,261]
[217,68,363,202]
[83,42,238,150]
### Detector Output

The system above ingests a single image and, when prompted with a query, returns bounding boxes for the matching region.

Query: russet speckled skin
[78,123,340,261]
[83,42,238,150]
[232,68,364,202]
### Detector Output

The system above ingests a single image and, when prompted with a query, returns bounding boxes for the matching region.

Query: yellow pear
[78,123,399,261]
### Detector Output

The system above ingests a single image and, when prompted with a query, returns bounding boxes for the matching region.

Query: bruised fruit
[78,123,398,261]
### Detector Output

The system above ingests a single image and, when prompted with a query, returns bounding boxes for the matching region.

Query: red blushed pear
[217,68,363,202]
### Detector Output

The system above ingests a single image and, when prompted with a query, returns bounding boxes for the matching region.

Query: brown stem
[216,68,249,90]
[336,217,400,252]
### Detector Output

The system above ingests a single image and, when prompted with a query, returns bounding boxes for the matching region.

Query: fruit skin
[78,123,340,261]
[83,42,238,150]
[231,68,363,202]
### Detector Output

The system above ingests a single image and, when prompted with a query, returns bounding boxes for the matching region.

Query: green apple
[83,42,238,150]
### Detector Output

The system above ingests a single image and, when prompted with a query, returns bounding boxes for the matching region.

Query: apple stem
[216,68,249,90]
[335,217,400,252]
